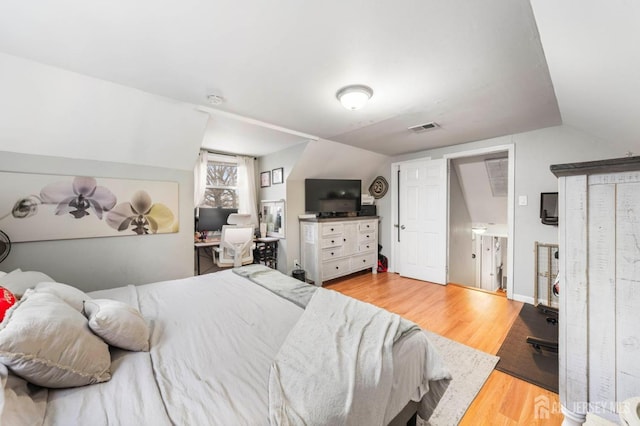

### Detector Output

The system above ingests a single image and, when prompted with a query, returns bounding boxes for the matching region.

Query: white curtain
[237,155,259,227]
[193,149,208,206]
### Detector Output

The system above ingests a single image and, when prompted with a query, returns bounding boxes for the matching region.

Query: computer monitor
[195,207,238,232]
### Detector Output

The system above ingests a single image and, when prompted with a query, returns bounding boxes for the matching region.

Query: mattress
[1,269,449,425]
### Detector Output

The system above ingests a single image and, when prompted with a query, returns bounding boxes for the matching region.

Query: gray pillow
[0,290,111,388]
[0,270,54,298]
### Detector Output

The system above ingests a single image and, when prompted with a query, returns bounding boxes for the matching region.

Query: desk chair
[214,225,254,267]
[227,213,253,226]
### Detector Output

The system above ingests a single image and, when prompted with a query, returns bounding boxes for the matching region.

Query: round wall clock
[368,176,389,199]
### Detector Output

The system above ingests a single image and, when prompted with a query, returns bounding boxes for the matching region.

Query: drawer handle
[335,266,339,270]
[343,238,346,242]
[366,245,370,249]
[362,259,366,263]
[331,240,335,244]
[330,228,334,231]
[331,252,334,256]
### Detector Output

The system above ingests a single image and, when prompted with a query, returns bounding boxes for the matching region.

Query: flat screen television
[195,207,238,232]
[305,179,362,215]
[540,192,558,225]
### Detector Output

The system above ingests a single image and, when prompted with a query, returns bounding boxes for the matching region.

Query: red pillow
[0,286,16,322]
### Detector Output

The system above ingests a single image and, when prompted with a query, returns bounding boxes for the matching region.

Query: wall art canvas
[0,172,179,243]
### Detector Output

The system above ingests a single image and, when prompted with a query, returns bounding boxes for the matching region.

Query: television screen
[196,207,238,232]
[540,192,558,225]
[305,179,362,214]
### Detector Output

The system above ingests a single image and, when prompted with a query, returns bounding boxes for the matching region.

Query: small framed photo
[272,167,284,185]
[260,171,271,187]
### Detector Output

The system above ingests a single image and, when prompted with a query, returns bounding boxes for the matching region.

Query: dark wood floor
[325,271,563,425]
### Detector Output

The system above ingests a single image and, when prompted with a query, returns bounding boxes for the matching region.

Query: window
[202,155,238,208]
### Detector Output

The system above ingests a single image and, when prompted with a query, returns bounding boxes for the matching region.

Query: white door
[398,159,447,284]
[480,235,495,291]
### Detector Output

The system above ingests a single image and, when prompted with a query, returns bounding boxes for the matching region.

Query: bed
[0,265,451,425]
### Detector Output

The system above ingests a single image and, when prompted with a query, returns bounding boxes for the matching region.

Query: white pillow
[0,270,53,298]
[83,299,150,352]
[0,290,111,388]
[34,282,90,312]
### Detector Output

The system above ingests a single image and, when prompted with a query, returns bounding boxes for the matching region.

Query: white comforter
[1,269,450,425]
[269,287,449,425]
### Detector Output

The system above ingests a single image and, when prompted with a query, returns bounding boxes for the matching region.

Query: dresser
[551,156,640,425]
[299,217,378,286]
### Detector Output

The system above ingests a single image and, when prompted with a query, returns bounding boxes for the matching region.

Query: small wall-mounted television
[540,192,558,225]
[195,207,238,232]
[305,179,362,215]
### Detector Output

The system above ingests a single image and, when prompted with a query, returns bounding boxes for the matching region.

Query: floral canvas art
[0,173,179,242]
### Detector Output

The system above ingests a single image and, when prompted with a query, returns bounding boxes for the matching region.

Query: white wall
[448,166,474,286]
[378,124,634,301]
[257,142,310,274]
[453,154,508,225]
[0,52,208,171]
[0,151,194,292]
[0,53,207,291]
[260,139,388,274]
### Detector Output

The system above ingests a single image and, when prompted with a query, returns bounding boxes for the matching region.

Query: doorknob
[400,225,406,230]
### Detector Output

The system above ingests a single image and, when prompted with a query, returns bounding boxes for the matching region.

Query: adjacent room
[1,0,639,425]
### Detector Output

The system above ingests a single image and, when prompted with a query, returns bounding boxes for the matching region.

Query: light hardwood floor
[325,271,564,425]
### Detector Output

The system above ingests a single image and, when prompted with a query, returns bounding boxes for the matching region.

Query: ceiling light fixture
[336,85,373,110]
[207,94,224,105]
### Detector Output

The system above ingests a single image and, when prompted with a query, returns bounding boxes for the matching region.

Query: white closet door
[398,159,447,284]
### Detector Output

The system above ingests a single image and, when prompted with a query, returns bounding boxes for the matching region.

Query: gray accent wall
[448,166,474,286]
[377,124,635,302]
[0,151,194,292]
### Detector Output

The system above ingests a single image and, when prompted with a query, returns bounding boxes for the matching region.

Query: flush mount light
[336,85,373,110]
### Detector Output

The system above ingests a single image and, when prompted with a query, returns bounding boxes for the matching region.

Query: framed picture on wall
[260,171,271,187]
[272,167,283,185]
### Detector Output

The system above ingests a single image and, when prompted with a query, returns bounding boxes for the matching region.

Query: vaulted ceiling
[0,1,636,159]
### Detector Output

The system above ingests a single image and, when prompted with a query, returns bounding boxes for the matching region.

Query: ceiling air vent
[408,122,439,133]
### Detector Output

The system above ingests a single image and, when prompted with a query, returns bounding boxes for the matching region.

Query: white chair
[214,225,254,268]
[226,213,253,226]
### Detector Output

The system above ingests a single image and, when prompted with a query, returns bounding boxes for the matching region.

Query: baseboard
[511,293,535,305]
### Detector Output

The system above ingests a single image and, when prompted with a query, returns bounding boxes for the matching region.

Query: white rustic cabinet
[551,156,640,425]
[299,217,378,286]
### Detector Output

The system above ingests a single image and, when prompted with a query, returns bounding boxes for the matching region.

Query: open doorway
[445,146,514,297]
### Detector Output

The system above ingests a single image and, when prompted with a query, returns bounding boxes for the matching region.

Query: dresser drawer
[321,246,344,261]
[321,223,344,236]
[321,236,343,249]
[350,253,376,270]
[358,220,377,232]
[322,259,350,279]
[358,231,375,244]
[358,242,375,253]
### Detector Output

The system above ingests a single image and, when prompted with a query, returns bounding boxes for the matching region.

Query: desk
[253,237,278,269]
[194,239,219,275]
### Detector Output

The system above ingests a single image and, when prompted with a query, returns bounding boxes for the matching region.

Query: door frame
[443,144,515,299]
